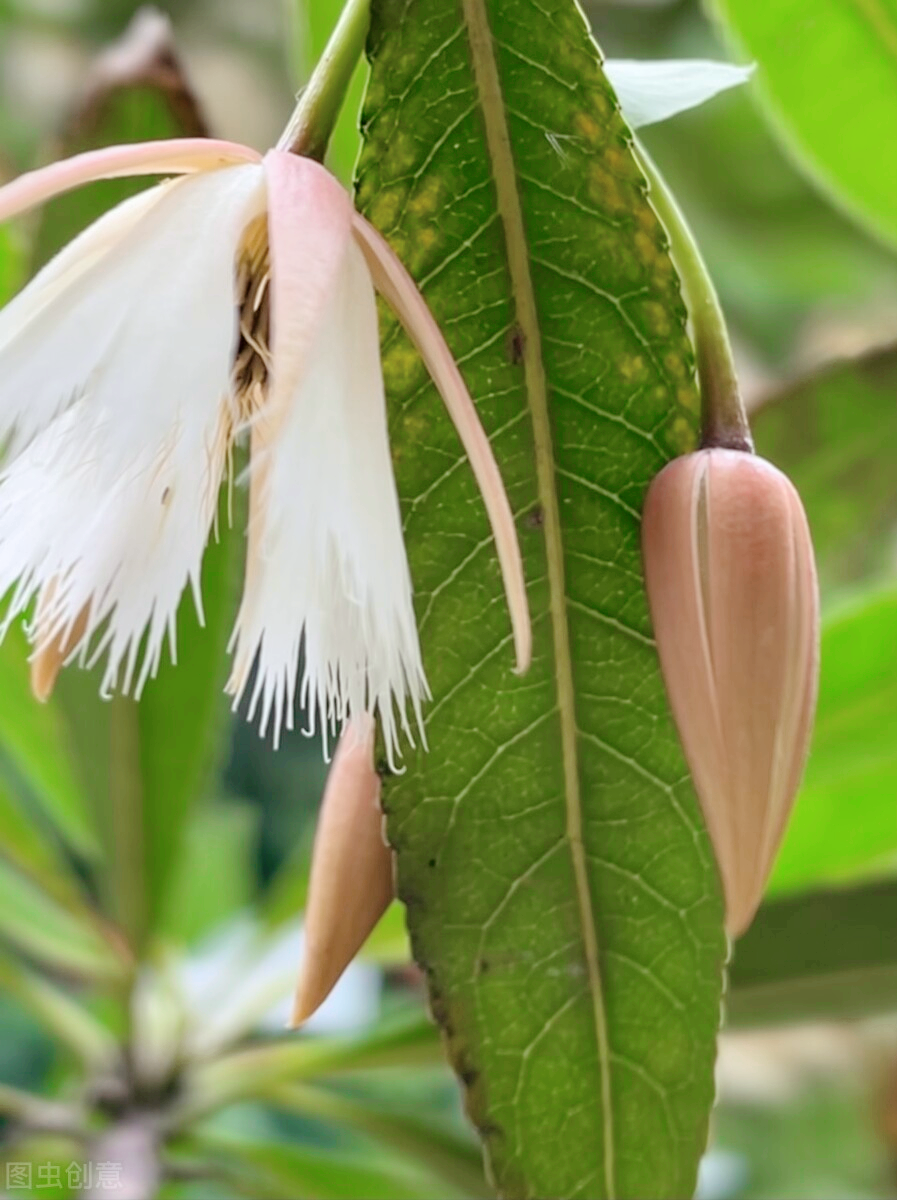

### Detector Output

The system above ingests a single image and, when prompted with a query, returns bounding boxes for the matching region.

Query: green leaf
[56,498,242,949]
[769,587,897,895]
[0,223,24,304]
[0,859,121,980]
[712,0,897,249]
[0,948,117,1067]
[273,1083,488,1198]
[161,801,257,946]
[185,1137,446,1200]
[134,505,243,937]
[181,1007,444,1122]
[729,879,897,1027]
[0,626,97,857]
[358,3,725,1196]
[753,345,897,599]
[0,769,105,930]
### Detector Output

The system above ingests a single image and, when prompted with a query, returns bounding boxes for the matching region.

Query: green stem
[277,0,371,161]
[635,143,753,453]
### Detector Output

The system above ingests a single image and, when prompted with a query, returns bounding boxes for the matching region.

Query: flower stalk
[634,142,752,453]
[277,0,371,162]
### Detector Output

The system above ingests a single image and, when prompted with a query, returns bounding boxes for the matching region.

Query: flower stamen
[232,214,272,427]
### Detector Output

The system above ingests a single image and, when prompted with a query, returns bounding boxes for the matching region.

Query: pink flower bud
[290,717,395,1026]
[642,449,819,936]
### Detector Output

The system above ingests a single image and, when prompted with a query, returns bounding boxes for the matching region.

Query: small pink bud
[642,449,820,936]
[290,718,395,1027]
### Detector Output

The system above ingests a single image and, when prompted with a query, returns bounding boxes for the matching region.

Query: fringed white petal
[0,184,172,451]
[0,163,266,695]
[228,239,428,766]
[604,58,754,130]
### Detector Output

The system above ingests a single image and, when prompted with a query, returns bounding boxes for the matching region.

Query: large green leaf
[753,345,897,599]
[769,587,897,895]
[712,0,897,250]
[358,3,725,1196]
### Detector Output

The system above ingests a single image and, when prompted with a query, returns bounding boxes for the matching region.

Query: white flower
[0,139,530,764]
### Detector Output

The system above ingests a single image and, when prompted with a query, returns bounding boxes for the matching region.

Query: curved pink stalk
[351,213,532,674]
[0,138,261,226]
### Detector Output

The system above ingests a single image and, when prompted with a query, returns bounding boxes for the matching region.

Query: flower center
[233,214,271,424]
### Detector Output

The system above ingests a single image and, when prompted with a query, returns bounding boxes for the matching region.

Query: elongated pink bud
[642,449,819,937]
[290,718,395,1026]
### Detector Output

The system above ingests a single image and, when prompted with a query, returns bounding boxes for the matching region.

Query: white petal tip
[605,58,755,130]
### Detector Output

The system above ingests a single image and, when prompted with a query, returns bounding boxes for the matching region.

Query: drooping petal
[291,717,394,1027]
[0,163,267,697]
[228,230,428,765]
[352,213,531,675]
[0,138,261,226]
[0,183,174,450]
[604,59,754,130]
[261,150,354,417]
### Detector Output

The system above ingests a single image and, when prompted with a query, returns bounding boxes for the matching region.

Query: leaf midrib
[459,2,615,1194]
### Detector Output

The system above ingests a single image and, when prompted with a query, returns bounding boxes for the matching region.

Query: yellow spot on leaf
[668,414,695,453]
[664,351,687,380]
[367,189,404,233]
[384,341,425,393]
[634,230,658,267]
[619,354,648,384]
[408,176,443,218]
[678,384,699,413]
[574,111,603,147]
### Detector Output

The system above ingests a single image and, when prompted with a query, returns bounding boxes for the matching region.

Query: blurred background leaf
[769,587,897,896]
[711,0,897,252]
[752,346,897,598]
